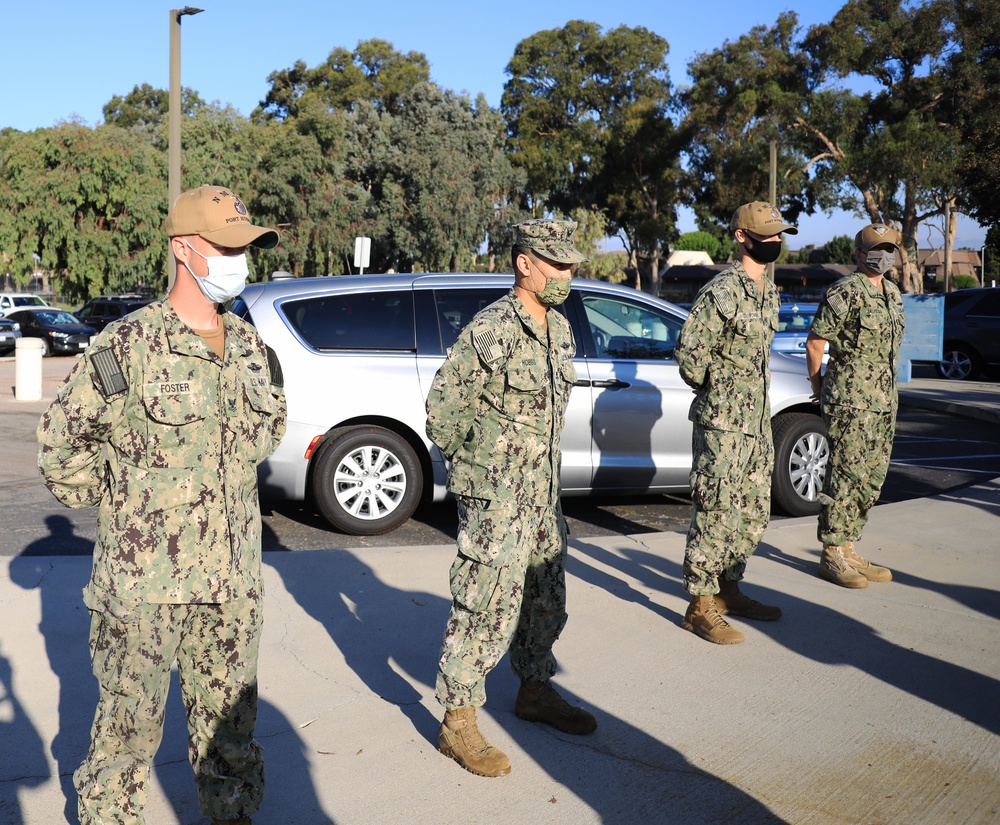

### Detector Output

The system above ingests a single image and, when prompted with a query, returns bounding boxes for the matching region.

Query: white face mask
[184,242,249,303]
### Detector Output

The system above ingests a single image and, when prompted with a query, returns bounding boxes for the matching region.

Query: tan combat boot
[438,706,511,777]
[843,541,892,582]
[681,595,745,644]
[714,578,782,621]
[818,545,868,588]
[515,680,597,735]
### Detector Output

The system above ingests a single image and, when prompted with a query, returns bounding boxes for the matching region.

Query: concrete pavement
[1,354,998,824]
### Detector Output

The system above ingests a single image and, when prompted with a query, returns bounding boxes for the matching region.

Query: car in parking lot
[0,317,21,354]
[4,308,96,356]
[937,287,1000,380]
[234,274,829,535]
[771,303,818,359]
[74,293,156,332]
[0,293,50,317]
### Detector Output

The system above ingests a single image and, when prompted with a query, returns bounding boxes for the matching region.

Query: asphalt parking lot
[3,357,999,555]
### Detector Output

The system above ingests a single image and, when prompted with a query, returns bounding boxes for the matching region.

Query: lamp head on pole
[176,7,203,21]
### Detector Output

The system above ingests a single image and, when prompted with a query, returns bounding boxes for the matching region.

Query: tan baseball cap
[730,202,798,236]
[164,185,279,249]
[511,219,589,264]
[855,223,901,252]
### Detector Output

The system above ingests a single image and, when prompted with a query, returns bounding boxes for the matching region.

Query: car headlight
[49,331,70,339]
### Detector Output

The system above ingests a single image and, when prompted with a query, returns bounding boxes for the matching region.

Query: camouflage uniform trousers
[436,496,569,708]
[683,426,774,596]
[74,594,263,825]
[818,404,896,546]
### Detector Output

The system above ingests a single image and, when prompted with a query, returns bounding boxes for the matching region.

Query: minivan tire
[771,412,828,517]
[312,425,423,535]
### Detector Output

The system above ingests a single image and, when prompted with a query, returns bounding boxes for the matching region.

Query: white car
[0,293,50,318]
[234,274,829,535]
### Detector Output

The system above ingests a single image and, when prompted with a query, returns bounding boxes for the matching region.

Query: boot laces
[458,715,491,755]
[825,546,851,572]
[538,682,574,714]
[704,598,731,628]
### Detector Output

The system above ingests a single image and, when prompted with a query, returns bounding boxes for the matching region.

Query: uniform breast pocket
[504,363,546,422]
[727,316,763,367]
[856,308,884,351]
[141,389,209,469]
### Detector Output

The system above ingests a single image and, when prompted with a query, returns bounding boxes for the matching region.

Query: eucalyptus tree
[257,38,431,120]
[803,0,960,292]
[502,20,681,294]
[0,123,166,302]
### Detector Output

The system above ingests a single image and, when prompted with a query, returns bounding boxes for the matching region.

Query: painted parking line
[890,453,1000,464]
[889,463,998,475]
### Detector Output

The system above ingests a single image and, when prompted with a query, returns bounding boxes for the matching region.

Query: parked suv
[74,294,155,332]
[234,274,829,535]
[937,287,1000,381]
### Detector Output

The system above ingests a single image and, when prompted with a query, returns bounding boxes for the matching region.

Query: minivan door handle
[591,379,631,389]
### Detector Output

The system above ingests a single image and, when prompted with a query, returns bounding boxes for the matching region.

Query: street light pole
[168,6,203,289]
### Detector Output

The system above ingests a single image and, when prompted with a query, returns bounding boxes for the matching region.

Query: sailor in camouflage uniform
[427,219,597,778]
[673,202,797,645]
[37,185,287,825]
[806,224,905,588]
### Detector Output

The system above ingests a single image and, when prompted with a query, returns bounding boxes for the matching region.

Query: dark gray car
[938,287,1000,380]
[234,274,829,535]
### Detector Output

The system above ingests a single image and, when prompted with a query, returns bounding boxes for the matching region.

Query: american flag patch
[473,328,504,365]
[828,290,849,316]
[90,347,127,399]
[712,288,736,319]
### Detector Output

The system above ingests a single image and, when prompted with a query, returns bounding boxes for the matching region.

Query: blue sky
[1,0,986,251]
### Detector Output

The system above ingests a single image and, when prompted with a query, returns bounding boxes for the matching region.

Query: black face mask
[744,235,782,264]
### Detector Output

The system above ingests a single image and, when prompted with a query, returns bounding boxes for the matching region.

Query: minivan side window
[431,288,509,352]
[283,291,416,351]
[580,292,684,360]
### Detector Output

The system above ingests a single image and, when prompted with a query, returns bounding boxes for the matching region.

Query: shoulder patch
[89,347,127,400]
[473,328,505,367]
[265,345,284,388]
[827,290,849,317]
[712,287,737,319]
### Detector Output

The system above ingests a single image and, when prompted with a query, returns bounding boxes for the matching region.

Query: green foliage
[681,12,833,233]
[802,0,961,292]
[103,83,206,130]
[952,274,979,290]
[257,39,431,120]
[564,208,627,283]
[674,231,721,262]
[949,0,1000,226]
[0,123,166,304]
[823,234,855,265]
[502,21,679,293]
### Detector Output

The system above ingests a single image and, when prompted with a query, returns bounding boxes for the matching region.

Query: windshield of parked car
[35,310,81,325]
[13,296,46,308]
[777,306,817,333]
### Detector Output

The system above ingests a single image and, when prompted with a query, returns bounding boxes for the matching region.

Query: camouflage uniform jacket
[674,261,779,435]
[425,289,576,505]
[809,272,905,413]
[37,299,287,606]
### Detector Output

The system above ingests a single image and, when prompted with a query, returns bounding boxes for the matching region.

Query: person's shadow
[10,516,95,823]
[754,540,1000,736]
[0,644,48,825]
[590,359,663,495]
[11,514,331,824]
[263,528,787,822]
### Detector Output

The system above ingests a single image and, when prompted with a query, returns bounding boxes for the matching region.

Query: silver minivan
[234,274,829,535]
